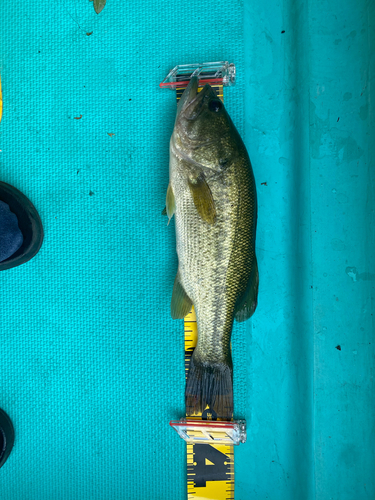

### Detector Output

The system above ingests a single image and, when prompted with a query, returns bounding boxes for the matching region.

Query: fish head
[174,77,241,171]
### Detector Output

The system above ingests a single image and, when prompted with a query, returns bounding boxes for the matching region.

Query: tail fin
[185,355,233,420]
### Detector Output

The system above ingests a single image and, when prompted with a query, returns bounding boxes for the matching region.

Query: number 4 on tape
[188,443,234,499]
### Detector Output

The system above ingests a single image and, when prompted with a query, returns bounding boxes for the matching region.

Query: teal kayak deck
[0,0,374,498]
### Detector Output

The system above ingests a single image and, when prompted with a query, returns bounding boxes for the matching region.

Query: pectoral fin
[235,257,259,322]
[165,183,176,224]
[171,272,193,319]
[188,173,216,225]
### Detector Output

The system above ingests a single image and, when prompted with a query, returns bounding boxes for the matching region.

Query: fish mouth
[176,76,199,120]
[176,78,217,122]
[185,84,218,121]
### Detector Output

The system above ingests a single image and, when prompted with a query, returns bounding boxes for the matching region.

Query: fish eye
[208,99,223,113]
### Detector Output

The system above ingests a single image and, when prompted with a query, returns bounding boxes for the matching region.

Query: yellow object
[184,308,234,500]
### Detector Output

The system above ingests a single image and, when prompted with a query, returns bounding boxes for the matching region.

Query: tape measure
[184,308,235,500]
[175,85,224,102]
[162,62,246,500]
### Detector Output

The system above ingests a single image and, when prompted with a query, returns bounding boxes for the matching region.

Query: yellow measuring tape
[177,84,235,500]
[184,308,235,500]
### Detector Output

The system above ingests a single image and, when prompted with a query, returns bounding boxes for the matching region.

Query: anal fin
[171,272,192,319]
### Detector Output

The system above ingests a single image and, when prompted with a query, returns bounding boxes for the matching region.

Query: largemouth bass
[166,77,258,419]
